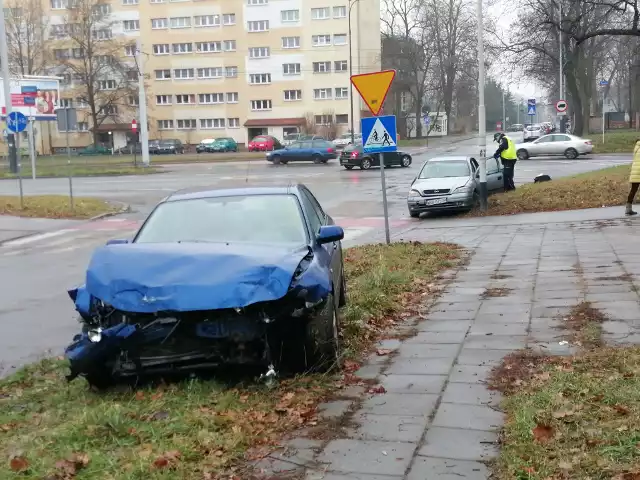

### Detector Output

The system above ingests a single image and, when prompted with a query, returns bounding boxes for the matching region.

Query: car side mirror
[317,225,344,244]
[106,238,129,246]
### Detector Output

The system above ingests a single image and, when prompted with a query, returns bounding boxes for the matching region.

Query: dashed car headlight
[408,189,422,199]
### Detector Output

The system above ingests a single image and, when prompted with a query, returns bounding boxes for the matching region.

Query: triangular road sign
[527,105,536,115]
[364,118,396,148]
[351,70,396,116]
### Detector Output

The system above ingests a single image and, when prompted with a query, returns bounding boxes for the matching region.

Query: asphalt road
[0,134,632,376]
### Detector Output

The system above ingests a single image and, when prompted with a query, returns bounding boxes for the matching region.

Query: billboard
[0,76,61,121]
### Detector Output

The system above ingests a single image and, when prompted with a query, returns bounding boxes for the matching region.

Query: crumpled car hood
[81,242,330,313]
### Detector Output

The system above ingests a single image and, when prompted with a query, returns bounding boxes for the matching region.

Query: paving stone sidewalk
[255,216,640,479]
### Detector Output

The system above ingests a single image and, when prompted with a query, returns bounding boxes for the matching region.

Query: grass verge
[0,195,119,219]
[489,302,640,479]
[0,164,160,179]
[470,164,632,216]
[592,129,639,154]
[0,241,462,479]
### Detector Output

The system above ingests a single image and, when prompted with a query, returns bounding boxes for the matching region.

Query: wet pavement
[252,215,640,479]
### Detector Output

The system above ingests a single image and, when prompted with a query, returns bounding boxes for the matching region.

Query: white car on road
[516,134,593,160]
[523,124,544,142]
[333,133,362,149]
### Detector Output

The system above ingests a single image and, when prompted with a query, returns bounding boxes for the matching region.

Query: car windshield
[526,125,540,131]
[135,194,308,246]
[284,134,298,140]
[253,136,267,142]
[419,160,470,179]
[160,141,175,146]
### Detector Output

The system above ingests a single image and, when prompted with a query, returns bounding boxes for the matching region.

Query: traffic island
[0,195,119,219]
[0,241,463,479]
[468,165,633,216]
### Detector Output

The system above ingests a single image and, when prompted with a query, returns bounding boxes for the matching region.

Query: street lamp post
[476,0,487,210]
[0,0,18,174]
[348,0,360,144]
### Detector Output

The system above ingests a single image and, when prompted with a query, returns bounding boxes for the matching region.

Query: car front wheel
[517,149,529,160]
[409,210,420,218]
[271,155,281,164]
[299,293,340,373]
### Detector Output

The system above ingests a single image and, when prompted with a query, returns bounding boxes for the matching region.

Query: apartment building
[42,0,381,151]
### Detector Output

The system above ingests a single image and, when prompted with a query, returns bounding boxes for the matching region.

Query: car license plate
[426,198,447,206]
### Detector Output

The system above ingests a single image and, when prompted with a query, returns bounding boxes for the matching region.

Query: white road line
[1,229,75,247]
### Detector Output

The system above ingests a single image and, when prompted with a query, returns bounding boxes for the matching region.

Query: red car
[248,135,282,152]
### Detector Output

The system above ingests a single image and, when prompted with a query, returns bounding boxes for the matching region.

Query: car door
[550,134,571,155]
[283,142,300,160]
[300,188,341,291]
[485,157,503,192]
[298,141,314,161]
[529,135,553,155]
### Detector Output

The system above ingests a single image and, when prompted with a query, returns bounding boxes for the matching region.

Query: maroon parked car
[248,135,282,152]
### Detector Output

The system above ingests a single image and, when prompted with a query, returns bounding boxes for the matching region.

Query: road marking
[1,229,75,247]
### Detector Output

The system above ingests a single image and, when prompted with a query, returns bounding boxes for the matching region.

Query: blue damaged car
[65,185,346,388]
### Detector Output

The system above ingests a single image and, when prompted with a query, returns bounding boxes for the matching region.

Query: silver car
[515,133,593,160]
[407,156,505,218]
[523,124,544,142]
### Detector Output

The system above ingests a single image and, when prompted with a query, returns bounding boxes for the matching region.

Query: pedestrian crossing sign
[361,115,397,153]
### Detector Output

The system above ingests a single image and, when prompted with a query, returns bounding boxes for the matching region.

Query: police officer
[493,132,517,191]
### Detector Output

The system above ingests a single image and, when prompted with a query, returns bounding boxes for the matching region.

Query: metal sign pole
[28,118,36,179]
[602,90,605,144]
[17,161,23,209]
[379,152,390,244]
[66,108,74,210]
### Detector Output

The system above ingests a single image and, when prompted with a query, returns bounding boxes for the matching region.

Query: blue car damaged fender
[65,241,335,379]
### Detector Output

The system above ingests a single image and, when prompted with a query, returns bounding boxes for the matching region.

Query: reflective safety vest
[501,136,517,160]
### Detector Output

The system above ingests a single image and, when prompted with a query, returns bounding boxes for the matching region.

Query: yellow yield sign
[350,70,396,116]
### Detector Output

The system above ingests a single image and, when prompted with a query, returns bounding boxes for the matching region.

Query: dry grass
[470,165,632,216]
[558,302,608,348]
[0,241,463,479]
[592,129,639,154]
[0,195,118,219]
[0,164,160,179]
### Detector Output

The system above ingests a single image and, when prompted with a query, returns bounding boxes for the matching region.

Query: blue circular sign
[7,111,27,133]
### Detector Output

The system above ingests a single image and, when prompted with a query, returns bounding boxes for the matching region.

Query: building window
[75,97,88,107]
[313,61,331,73]
[51,0,65,10]
[128,95,139,106]
[195,15,220,27]
[251,100,272,111]
[176,94,196,104]
[228,118,240,128]
[102,105,118,115]
[247,0,267,4]
[284,89,302,101]
[124,45,136,56]
[93,4,111,16]
[225,66,238,78]
[72,48,85,58]
[198,93,224,104]
[123,20,139,31]
[333,6,346,18]
[170,16,191,28]
[283,63,301,76]
[155,69,171,80]
[177,119,197,129]
[313,88,332,100]
[226,92,239,103]
[60,98,73,108]
[197,67,223,79]
[311,7,330,19]
[223,40,236,51]
[200,118,225,129]
[126,69,138,81]
[158,120,174,130]
[312,34,331,46]
[156,94,172,105]
[99,79,117,90]
[336,114,348,124]
[151,18,168,29]
[172,43,193,54]
[281,36,300,49]
[54,48,69,60]
[92,28,112,40]
[196,42,221,53]
[315,114,332,125]
[281,9,299,22]
[335,87,348,99]
[174,68,195,79]
[223,13,236,25]
[150,0,165,3]
[247,20,269,32]
[334,60,348,72]
[333,34,347,45]
[122,0,139,5]
[249,73,271,84]
[78,122,89,131]
[249,47,270,58]
[153,44,170,55]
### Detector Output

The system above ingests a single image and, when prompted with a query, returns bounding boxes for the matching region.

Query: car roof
[426,155,473,162]
[165,185,305,203]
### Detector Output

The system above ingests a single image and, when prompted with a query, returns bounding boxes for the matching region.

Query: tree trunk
[414,92,422,138]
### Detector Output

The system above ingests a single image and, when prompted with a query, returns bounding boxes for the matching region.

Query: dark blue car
[266,139,338,164]
[65,185,346,388]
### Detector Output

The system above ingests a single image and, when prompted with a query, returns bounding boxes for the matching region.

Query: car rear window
[135,194,308,246]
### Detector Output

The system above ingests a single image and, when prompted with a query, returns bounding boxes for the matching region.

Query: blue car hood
[83,242,329,313]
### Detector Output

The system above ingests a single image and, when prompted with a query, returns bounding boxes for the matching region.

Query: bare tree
[319,110,339,140]
[55,0,137,145]
[301,112,317,135]
[381,0,437,137]
[4,0,50,76]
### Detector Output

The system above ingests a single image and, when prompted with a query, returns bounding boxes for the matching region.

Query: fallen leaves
[367,385,387,394]
[532,424,554,443]
[9,456,29,472]
[152,450,181,469]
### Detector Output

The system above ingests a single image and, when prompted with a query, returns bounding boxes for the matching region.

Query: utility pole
[136,40,150,166]
[502,90,506,131]
[0,0,17,174]
[476,0,487,210]
[347,0,360,144]
[558,3,566,133]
